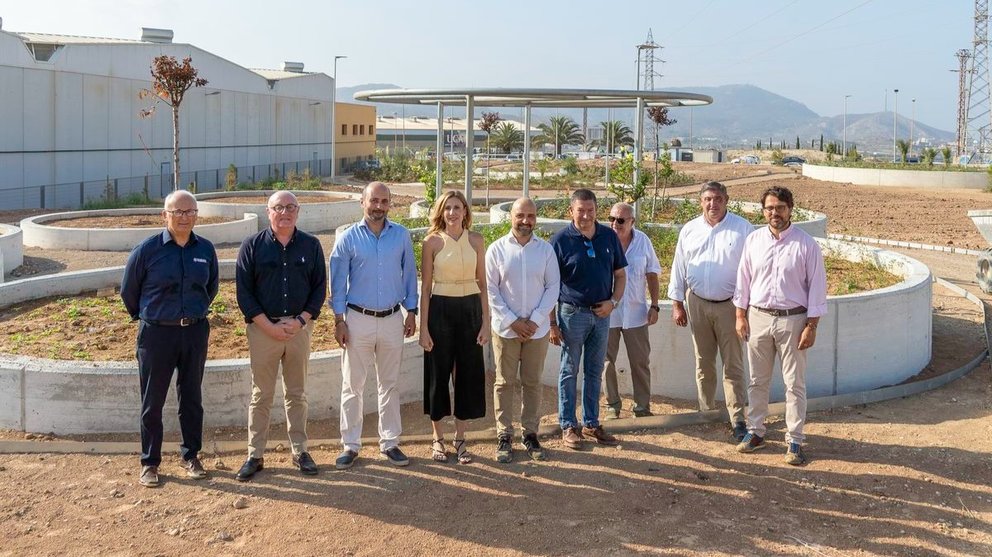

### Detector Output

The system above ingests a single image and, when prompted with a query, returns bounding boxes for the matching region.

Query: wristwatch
[649,304,660,312]
[611,298,620,308]
[295,315,307,327]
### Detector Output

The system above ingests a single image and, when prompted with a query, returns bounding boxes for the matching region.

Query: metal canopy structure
[353,88,714,205]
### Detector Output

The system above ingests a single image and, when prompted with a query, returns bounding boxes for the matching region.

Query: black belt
[692,292,732,304]
[751,305,807,317]
[347,303,402,318]
[143,317,204,327]
[562,301,601,310]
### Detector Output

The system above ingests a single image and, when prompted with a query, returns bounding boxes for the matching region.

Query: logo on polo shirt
[193,257,208,264]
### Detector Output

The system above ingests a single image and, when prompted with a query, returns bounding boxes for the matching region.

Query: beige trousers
[744,309,808,444]
[340,310,404,452]
[686,292,747,424]
[492,333,550,437]
[246,320,313,458]
[603,325,652,412]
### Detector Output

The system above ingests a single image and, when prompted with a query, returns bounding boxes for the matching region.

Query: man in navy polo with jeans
[121,189,218,488]
[549,189,627,450]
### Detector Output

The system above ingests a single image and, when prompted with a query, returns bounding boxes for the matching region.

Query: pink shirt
[733,224,828,318]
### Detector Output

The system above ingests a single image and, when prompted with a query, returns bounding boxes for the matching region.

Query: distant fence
[0,158,335,210]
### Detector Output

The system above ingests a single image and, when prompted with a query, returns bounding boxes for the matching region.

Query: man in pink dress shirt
[733,186,827,466]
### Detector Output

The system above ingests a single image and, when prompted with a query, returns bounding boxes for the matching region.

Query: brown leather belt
[144,317,204,327]
[692,292,732,304]
[751,305,807,317]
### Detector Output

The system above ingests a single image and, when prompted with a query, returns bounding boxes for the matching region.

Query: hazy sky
[1,0,975,131]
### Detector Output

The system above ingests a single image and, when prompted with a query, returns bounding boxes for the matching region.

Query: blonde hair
[427,190,472,236]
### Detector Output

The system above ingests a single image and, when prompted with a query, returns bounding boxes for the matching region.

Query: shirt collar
[763,222,796,240]
[264,226,298,244]
[358,217,394,233]
[161,229,198,246]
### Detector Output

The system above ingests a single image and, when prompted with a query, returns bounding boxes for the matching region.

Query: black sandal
[453,439,472,464]
[431,438,448,462]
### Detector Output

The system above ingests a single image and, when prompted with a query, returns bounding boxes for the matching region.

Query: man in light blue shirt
[329,181,419,469]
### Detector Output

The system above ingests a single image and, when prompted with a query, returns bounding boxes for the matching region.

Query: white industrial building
[0,22,335,209]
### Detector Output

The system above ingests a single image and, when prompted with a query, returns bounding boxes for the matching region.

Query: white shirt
[668,212,753,303]
[485,232,560,339]
[610,228,662,329]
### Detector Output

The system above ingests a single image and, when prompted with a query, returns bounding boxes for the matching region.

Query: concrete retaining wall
[195,190,362,233]
[803,163,987,189]
[0,240,930,433]
[20,209,258,251]
[552,238,932,402]
[967,210,992,246]
[408,197,512,221]
[0,224,24,276]
[489,198,829,238]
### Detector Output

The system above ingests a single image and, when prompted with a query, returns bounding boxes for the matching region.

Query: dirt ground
[2,166,992,555]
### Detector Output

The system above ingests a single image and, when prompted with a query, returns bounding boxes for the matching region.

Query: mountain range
[339,83,954,153]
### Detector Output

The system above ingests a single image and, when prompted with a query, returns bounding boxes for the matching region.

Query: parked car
[351,159,381,173]
[731,155,761,165]
[782,155,806,168]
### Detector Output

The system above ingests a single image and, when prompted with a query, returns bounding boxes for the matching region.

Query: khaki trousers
[603,325,652,413]
[744,309,808,444]
[246,321,313,458]
[686,292,747,424]
[340,310,404,452]
[492,333,550,437]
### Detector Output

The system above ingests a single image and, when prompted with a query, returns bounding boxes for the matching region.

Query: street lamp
[392,112,398,154]
[910,98,916,158]
[329,55,346,183]
[892,89,899,162]
[843,94,851,158]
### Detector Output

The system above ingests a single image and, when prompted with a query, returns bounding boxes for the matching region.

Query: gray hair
[699,181,728,198]
[163,189,197,209]
[611,202,634,216]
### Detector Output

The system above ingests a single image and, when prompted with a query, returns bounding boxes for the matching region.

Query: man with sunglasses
[602,202,661,419]
[234,190,327,481]
[121,189,218,488]
[549,189,627,450]
[734,186,827,466]
[668,181,754,442]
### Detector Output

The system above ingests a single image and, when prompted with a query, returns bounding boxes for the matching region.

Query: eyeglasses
[762,205,789,213]
[165,209,198,217]
[608,216,628,225]
[583,239,596,258]
[268,204,300,214]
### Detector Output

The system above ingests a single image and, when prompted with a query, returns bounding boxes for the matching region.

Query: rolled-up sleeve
[667,229,688,302]
[733,239,753,310]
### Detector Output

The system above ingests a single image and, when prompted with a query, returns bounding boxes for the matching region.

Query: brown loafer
[582,425,620,446]
[562,427,584,450]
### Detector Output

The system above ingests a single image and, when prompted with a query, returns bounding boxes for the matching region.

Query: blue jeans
[557,303,610,430]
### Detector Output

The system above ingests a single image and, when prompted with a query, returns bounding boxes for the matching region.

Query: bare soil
[2,167,992,555]
[45,215,233,228]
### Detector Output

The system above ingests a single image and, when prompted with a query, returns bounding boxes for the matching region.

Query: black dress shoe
[293,451,319,475]
[236,457,264,482]
[335,449,359,470]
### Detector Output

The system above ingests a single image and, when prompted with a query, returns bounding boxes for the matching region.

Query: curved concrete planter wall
[0,241,929,433]
[20,209,258,251]
[0,224,24,277]
[967,210,992,245]
[195,190,361,233]
[408,197,511,222]
[489,198,829,238]
[803,163,986,189]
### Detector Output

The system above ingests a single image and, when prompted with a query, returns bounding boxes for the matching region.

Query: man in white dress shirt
[486,198,560,463]
[668,182,754,441]
[602,202,662,419]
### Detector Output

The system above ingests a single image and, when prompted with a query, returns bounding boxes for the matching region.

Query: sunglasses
[608,216,628,225]
[583,239,596,258]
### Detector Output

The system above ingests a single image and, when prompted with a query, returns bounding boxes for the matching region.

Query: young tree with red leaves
[139,56,208,191]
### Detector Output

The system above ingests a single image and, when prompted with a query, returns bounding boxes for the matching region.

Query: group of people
[121,178,825,488]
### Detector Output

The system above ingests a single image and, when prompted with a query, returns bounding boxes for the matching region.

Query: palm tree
[490,121,523,154]
[595,120,634,154]
[896,139,910,163]
[533,116,584,157]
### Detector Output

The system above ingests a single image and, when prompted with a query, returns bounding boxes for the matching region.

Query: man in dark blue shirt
[121,190,219,488]
[234,191,327,481]
[549,189,627,450]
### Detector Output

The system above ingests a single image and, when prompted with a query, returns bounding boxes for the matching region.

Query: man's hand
[509,318,537,340]
[647,305,659,326]
[549,324,562,346]
[263,319,294,342]
[672,302,688,328]
[798,325,817,350]
[403,312,417,338]
[592,300,614,319]
[334,320,349,347]
[736,315,750,342]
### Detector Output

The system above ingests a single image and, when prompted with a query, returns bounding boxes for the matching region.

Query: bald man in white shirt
[668,182,753,442]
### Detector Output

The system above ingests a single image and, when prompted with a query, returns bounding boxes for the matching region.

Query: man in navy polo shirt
[549,189,627,450]
[121,189,219,488]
